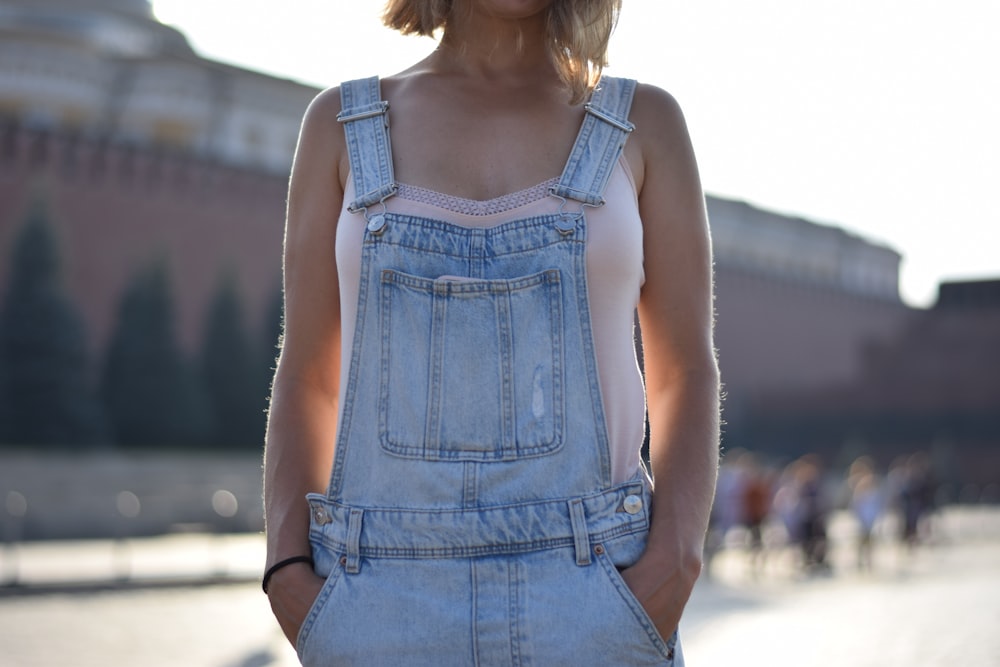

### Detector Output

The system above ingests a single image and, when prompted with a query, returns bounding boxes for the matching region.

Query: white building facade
[0,0,316,174]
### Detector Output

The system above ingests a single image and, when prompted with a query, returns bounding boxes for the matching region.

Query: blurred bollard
[2,491,28,586]
[113,490,141,581]
[211,489,239,576]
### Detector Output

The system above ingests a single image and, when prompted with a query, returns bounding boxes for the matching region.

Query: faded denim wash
[296,75,681,666]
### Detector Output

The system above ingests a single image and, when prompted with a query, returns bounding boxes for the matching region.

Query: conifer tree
[0,199,104,446]
[199,271,263,449]
[101,259,210,448]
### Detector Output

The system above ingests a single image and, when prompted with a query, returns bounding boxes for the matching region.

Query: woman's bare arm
[262,87,348,644]
[622,83,721,641]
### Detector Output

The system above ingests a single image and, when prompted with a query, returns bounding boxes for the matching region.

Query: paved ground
[684,537,1000,666]
[1,507,998,666]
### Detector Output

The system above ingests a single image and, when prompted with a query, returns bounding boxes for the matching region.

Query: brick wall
[0,124,287,358]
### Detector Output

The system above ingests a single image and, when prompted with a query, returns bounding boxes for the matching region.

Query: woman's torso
[335,157,647,483]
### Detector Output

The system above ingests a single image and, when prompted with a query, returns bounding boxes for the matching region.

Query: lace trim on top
[395,178,559,217]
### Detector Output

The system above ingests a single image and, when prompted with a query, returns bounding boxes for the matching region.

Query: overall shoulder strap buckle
[339,76,397,216]
[551,77,638,209]
[337,100,389,124]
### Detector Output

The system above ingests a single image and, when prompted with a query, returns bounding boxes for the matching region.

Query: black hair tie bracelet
[262,555,315,594]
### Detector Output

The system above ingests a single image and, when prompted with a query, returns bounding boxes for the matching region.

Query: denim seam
[595,550,672,661]
[308,521,648,560]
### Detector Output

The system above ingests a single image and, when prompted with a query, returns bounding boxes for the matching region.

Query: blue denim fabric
[298,76,681,666]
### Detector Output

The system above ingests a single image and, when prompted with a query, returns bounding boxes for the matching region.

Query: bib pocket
[378,268,565,461]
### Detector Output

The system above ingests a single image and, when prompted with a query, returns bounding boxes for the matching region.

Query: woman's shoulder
[304,85,345,126]
[628,81,688,141]
[294,86,350,189]
[611,80,692,194]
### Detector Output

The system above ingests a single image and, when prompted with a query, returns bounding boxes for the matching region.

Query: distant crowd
[706,449,940,575]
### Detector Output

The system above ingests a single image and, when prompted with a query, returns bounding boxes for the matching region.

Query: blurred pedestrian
[775,455,829,574]
[740,454,774,575]
[847,456,885,571]
[797,456,829,572]
[898,452,936,549]
[705,448,748,564]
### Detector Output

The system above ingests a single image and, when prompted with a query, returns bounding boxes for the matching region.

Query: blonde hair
[382,0,622,104]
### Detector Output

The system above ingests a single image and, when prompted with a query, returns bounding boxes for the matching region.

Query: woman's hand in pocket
[266,563,327,646]
[618,549,700,643]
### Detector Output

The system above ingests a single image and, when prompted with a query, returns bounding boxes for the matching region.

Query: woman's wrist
[262,555,315,594]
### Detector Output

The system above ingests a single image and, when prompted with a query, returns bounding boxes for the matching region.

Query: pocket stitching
[295,559,345,658]
[595,552,675,662]
[377,268,565,461]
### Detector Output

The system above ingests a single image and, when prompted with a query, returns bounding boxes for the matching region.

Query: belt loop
[344,508,364,574]
[568,499,591,566]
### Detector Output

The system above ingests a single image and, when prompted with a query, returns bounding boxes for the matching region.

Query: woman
[263,1,719,664]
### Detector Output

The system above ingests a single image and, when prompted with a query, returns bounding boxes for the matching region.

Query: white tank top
[335,156,646,483]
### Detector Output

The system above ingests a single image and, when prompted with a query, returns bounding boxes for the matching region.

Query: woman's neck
[430,6,557,84]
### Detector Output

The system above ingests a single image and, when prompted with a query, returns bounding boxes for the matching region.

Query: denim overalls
[297,76,681,666]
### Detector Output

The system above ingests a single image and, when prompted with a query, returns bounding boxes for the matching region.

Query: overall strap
[551,76,637,207]
[337,76,396,215]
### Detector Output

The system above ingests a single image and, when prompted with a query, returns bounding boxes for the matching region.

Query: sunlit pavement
[0,533,300,667]
[1,507,998,666]
[683,527,1000,666]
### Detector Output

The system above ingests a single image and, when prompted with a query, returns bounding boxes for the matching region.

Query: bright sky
[153,0,1000,308]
